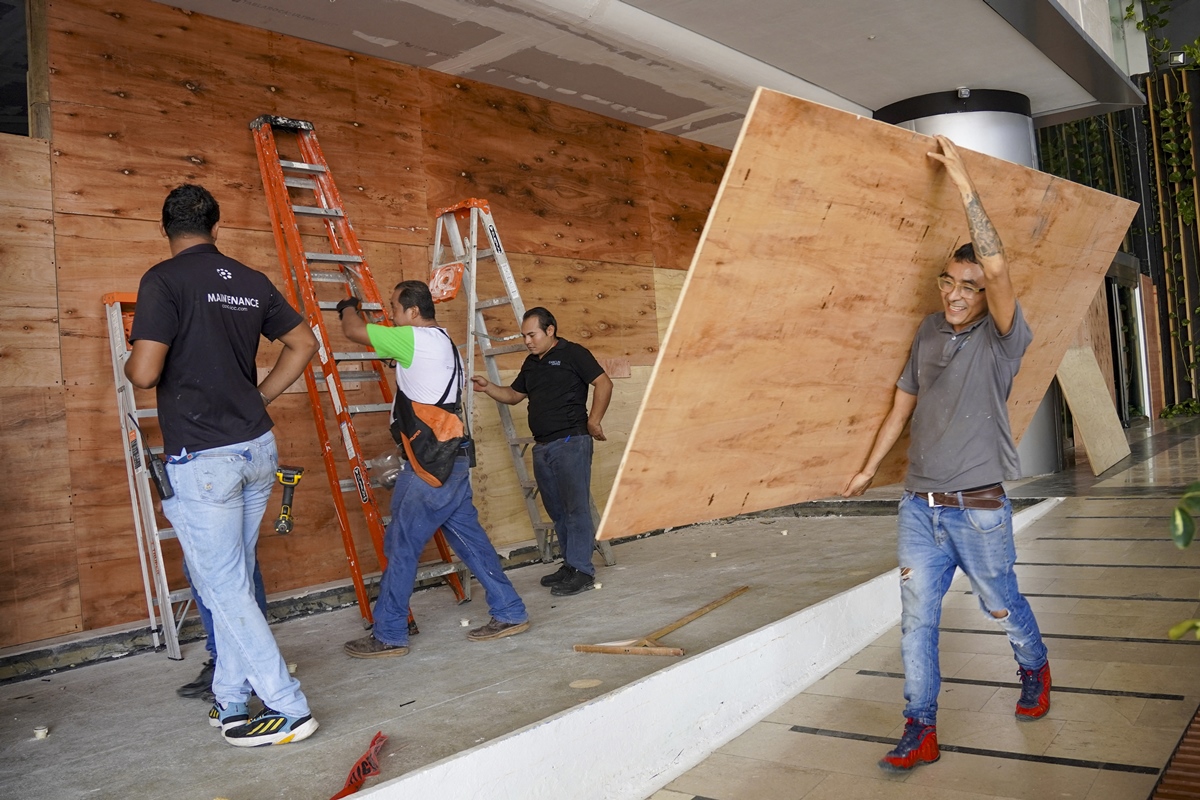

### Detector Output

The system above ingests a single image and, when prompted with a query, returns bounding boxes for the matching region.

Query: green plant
[1160,398,1200,416]
[1167,483,1200,638]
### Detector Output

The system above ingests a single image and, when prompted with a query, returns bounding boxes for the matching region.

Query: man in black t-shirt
[126,184,320,748]
[472,307,613,595]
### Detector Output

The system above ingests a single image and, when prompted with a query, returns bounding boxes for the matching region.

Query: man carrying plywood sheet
[843,137,1050,772]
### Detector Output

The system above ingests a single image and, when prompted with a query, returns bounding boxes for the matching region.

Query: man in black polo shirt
[843,137,1049,772]
[125,183,320,747]
[472,307,613,595]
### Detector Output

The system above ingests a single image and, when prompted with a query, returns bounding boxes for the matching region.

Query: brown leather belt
[913,484,1005,510]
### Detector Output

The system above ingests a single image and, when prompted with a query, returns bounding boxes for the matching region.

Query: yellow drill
[274,465,304,534]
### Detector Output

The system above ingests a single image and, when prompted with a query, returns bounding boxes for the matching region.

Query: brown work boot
[467,618,530,641]
[344,634,409,659]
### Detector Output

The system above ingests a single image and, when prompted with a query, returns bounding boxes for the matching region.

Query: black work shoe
[344,635,410,659]
[550,570,594,596]
[467,618,531,641]
[178,659,215,699]
[540,564,574,587]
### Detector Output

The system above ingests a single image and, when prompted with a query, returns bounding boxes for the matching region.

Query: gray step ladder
[429,199,615,567]
[104,292,191,660]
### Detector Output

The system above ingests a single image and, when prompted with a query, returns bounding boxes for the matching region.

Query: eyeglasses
[936,276,985,296]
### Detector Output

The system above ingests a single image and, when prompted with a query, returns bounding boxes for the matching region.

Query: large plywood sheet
[1057,346,1131,475]
[598,89,1139,540]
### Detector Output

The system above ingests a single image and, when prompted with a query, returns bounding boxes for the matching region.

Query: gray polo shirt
[898,302,1032,493]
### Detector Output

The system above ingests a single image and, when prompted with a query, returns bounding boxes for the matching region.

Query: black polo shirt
[512,338,605,443]
[129,243,303,455]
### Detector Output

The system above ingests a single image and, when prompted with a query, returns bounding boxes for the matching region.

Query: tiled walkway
[652,419,1200,800]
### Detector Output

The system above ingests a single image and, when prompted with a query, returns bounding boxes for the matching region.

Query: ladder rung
[149,445,164,455]
[167,588,193,604]
[279,159,326,174]
[333,351,382,362]
[311,270,349,284]
[156,526,176,541]
[349,403,391,414]
[339,477,385,493]
[284,177,317,190]
[483,343,528,357]
[520,480,538,491]
[306,252,363,263]
[292,205,344,218]
[134,408,158,418]
[416,562,463,582]
[477,296,513,310]
[510,436,535,445]
[318,300,383,311]
[532,522,553,532]
[338,370,379,383]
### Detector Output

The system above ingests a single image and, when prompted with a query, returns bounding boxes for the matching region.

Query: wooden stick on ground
[573,586,750,657]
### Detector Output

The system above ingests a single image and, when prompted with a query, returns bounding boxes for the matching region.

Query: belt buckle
[927,492,935,508]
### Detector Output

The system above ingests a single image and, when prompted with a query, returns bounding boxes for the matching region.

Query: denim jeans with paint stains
[896,491,1047,726]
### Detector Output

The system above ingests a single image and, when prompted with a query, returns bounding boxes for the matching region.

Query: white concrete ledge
[361,498,1060,799]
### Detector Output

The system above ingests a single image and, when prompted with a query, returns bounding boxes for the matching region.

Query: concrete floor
[0,505,901,798]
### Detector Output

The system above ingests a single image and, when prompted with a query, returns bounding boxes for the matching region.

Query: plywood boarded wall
[0,0,726,649]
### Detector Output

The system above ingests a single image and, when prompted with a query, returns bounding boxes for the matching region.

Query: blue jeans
[372,458,528,646]
[897,491,1047,726]
[532,436,596,576]
[162,431,309,717]
[183,559,267,662]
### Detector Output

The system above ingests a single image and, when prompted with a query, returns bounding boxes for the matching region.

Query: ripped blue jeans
[897,491,1047,726]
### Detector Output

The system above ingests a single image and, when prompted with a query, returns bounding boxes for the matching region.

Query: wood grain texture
[597,89,1140,539]
[419,70,654,266]
[0,388,81,647]
[1072,284,1116,405]
[640,129,728,270]
[8,0,741,647]
[1057,346,1131,475]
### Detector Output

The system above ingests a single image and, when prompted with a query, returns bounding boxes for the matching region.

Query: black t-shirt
[511,338,605,443]
[129,243,303,455]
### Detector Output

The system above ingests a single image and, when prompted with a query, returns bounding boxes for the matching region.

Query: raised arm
[928,135,1017,335]
[842,387,918,497]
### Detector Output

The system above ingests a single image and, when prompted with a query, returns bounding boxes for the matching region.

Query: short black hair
[162,184,220,239]
[523,306,557,334]
[951,242,978,265]
[394,280,436,321]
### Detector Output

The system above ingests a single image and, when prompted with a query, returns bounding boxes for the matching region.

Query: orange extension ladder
[249,114,470,630]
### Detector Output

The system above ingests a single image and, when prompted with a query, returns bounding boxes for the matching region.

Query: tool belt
[913,484,1005,510]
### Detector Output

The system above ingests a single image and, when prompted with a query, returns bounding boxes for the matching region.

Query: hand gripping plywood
[597,89,1138,540]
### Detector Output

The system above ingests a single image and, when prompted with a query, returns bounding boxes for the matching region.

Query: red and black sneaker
[878,718,940,772]
[1016,661,1052,720]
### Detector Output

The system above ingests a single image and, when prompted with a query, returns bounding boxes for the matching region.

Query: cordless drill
[274,465,304,534]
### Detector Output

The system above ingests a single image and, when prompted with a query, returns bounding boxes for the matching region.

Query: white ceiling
[161,0,1145,149]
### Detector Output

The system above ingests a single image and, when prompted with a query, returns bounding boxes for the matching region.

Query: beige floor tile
[949,654,1105,689]
[1070,598,1200,617]
[1092,661,1199,695]
[903,749,1100,799]
[800,771,1014,800]
[648,791,694,800]
[716,722,890,781]
[804,668,999,713]
[765,692,900,736]
[664,752,826,800]
[934,707,1065,754]
[977,688,1147,726]
[1134,697,1200,728]
[1082,771,1160,800]
[1044,718,1179,767]
[1037,637,1186,667]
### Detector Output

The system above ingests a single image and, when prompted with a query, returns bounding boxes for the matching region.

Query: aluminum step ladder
[430,199,615,567]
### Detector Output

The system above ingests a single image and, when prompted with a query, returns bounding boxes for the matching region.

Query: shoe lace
[1017,666,1043,705]
[895,718,929,752]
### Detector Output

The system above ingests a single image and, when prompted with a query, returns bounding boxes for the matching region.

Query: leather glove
[336,296,362,320]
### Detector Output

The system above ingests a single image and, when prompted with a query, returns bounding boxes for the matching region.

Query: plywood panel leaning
[1056,346,1131,475]
[597,89,1140,540]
